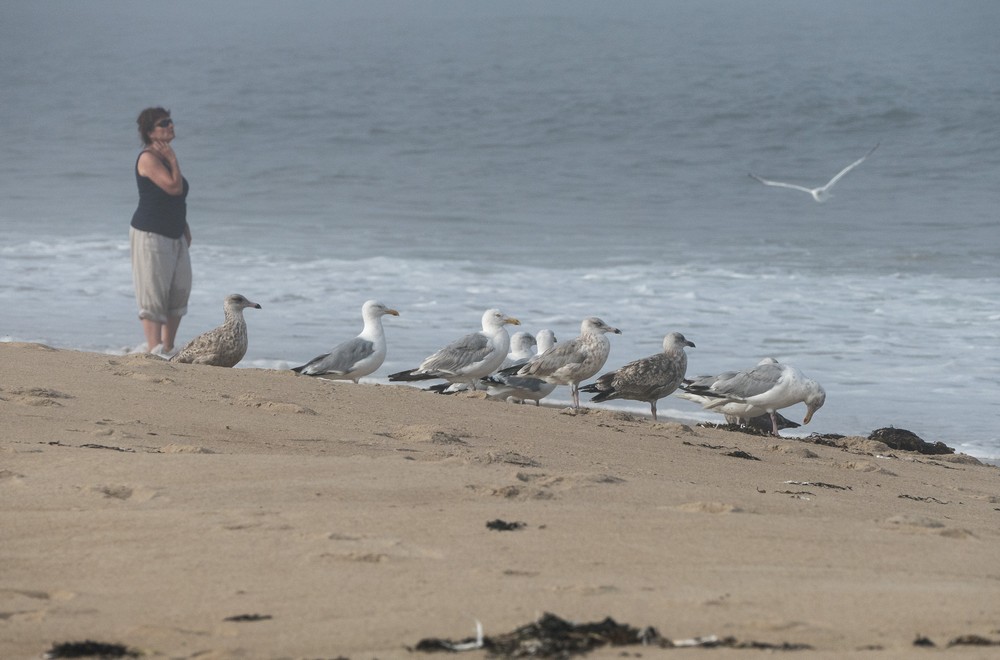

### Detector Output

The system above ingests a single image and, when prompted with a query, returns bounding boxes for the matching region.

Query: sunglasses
[155,118,174,128]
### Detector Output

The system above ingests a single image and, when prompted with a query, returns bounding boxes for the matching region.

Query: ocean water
[2,1,998,459]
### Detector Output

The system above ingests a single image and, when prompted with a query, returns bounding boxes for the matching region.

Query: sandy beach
[2,342,998,659]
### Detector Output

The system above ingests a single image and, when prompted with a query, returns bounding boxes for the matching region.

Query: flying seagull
[291,300,399,382]
[749,143,878,202]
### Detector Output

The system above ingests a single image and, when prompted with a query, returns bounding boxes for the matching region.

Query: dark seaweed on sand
[869,427,954,455]
[486,519,526,531]
[44,640,139,658]
[414,612,658,656]
[947,634,1000,647]
[913,634,1000,648]
[223,613,273,622]
[699,411,800,436]
[726,450,761,461]
[413,612,814,656]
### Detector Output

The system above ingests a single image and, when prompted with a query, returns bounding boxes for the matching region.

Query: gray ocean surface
[1,1,998,458]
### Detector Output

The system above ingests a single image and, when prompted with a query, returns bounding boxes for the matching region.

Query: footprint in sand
[882,514,975,539]
[834,459,897,475]
[0,588,76,623]
[382,425,471,445]
[551,584,620,596]
[3,387,72,407]
[0,469,26,485]
[127,372,176,384]
[90,419,140,441]
[158,443,215,454]
[674,501,744,514]
[237,394,317,415]
[472,483,555,500]
[105,354,180,383]
[317,532,444,563]
[766,444,820,459]
[470,472,625,501]
[483,451,541,468]
[90,484,159,502]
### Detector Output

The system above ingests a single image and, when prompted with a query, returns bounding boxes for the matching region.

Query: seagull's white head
[802,383,827,424]
[509,331,536,353]
[536,329,557,352]
[482,308,520,331]
[363,299,399,318]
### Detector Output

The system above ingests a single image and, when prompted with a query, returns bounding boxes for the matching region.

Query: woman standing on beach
[130,107,192,355]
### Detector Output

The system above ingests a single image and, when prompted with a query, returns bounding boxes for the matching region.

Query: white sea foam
[3,233,998,459]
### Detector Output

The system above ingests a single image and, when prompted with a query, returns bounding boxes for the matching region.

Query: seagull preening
[388,308,521,389]
[291,300,399,383]
[677,358,788,427]
[517,317,621,409]
[678,359,826,436]
[749,143,878,203]
[169,294,261,368]
[581,331,695,421]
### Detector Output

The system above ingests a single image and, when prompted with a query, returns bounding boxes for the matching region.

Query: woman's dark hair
[136,107,171,145]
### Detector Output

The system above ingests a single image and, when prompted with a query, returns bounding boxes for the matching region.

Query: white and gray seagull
[749,143,878,203]
[428,331,536,395]
[676,358,797,429]
[517,317,621,409]
[291,300,399,383]
[679,359,826,436]
[389,308,520,389]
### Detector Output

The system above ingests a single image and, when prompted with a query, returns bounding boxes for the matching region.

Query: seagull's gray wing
[686,370,739,389]
[710,363,783,399]
[296,337,374,375]
[518,339,587,376]
[420,332,494,375]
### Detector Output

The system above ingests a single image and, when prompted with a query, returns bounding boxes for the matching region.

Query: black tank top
[130,151,189,239]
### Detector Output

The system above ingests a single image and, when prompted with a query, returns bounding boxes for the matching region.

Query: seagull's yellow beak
[386,309,400,316]
[505,317,521,326]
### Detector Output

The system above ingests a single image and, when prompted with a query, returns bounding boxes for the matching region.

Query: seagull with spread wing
[749,143,878,202]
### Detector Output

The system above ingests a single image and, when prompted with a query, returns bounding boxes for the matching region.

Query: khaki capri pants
[130,227,191,323]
